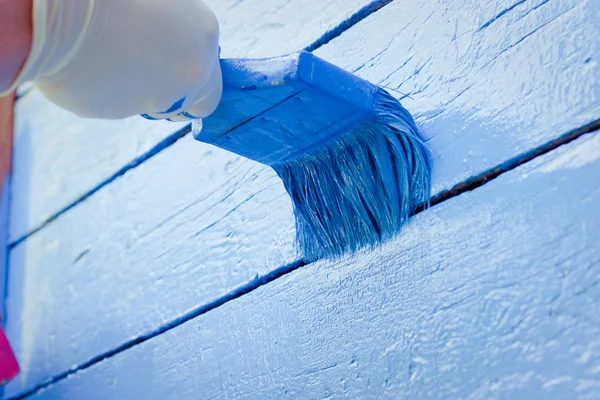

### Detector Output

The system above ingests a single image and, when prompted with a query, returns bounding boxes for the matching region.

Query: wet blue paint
[139,114,160,121]
[158,97,187,114]
[180,111,199,119]
[195,52,431,260]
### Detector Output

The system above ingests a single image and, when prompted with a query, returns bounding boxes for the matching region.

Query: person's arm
[0,94,19,384]
[0,0,222,121]
[0,0,24,377]
[0,0,32,91]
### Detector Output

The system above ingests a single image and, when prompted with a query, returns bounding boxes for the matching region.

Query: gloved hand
[1,0,222,121]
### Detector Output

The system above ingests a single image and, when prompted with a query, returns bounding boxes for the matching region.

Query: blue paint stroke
[157,96,186,114]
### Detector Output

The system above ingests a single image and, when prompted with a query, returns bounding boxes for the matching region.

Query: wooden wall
[2,0,599,398]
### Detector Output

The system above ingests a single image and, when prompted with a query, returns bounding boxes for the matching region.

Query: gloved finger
[173,61,223,121]
[141,58,223,122]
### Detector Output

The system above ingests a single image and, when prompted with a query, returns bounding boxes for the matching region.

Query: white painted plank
[29,131,600,400]
[10,0,376,241]
[11,92,187,242]
[5,136,296,397]
[207,0,376,59]
[314,0,600,195]
[6,0,600,396]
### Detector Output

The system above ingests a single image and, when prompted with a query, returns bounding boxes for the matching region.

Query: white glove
[1,0,222,121]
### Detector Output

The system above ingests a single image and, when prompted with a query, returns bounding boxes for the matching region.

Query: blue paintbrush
[193,51,432,261]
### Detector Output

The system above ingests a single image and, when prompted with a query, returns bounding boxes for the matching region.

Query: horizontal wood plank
[6,0,600,396]
[11,92,188,241]
[10,0,376,242]
[29,131,600,400]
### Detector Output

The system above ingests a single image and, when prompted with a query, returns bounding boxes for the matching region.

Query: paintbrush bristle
[272,88,431,261]
[195,52,432,261]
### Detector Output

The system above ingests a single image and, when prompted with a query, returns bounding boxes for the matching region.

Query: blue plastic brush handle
[220,51,375,105]
[196,51,377,134]
[194,51,378,164]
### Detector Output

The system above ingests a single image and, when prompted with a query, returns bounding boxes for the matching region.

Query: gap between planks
[9,116,600,400]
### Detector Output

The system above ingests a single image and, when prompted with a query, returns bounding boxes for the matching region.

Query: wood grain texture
[6,0,600,396]
[5,136,296,397]
[11,92,188,242]
[28,131,600,400]
[314,0,600,195]
[10,0,375,242]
